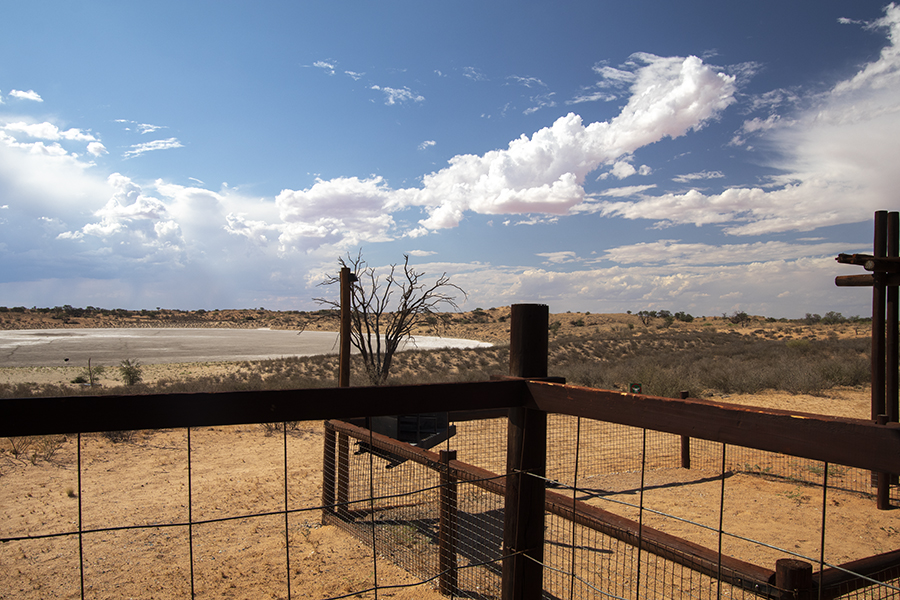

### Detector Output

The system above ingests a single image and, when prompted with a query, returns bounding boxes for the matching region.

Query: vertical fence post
[873,211,888,423]
[502,304,548,600]
[775,558,813,600]
[886,211,898,425]
[872,211,893,508]
[339,266,352,388]
[337,433,350,518]
[325,266,353,525]
[877,414,892,510]
[322,423,336,523]
[439,450,458,596]
[679,391,692,469]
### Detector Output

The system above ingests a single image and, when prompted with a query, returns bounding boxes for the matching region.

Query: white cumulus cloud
[9,89,43,102]
[276,176,408,252]
[409,54,736,230]
[671,170,725,183]
[371,85,425,105]
[123,138,184,158]
[87,142,107,156]
[313,60,336,75]
[597,4,900,236]
[2,121,96,142]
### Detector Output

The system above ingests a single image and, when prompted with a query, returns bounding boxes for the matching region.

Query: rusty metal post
[680,390,691,469]
[339,266,352,388]
[775,558,813,600]
[439,449,458,596]
[502,304,548,600]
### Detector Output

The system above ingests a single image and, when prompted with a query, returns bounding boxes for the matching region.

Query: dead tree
[315,252,466,385]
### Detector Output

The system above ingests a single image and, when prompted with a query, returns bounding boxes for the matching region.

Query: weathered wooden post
[775,558,813,600]
[502,303,548,600]
[835,210,900,509]
[339,266,352,388]
[877,414,892,510]
[323,266,354,524]
[680,390,691,469]
[337,432,350,518]
[439,449,458,596]
[873,211,888,424]
[322,423,336,523]
[886,211,898,424]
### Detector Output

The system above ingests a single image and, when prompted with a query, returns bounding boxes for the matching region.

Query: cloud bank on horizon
[0,3,897,317]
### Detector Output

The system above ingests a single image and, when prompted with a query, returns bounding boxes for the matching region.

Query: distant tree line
[801,311,869,325]
[635,310,695,327]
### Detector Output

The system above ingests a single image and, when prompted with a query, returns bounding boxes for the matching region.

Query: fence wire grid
[326,413,900,600]
[4,408,900,600]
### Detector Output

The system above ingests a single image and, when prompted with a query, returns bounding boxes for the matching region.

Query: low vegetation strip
[0,324,870,401]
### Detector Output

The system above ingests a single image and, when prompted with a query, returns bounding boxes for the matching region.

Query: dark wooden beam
[817,548,900,600]
[0,379,526,437]
[526,382,900,474]
[836,253,900,272]
[836,273,900,286]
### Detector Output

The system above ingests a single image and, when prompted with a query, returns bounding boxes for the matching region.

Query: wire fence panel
[5,382,900,600]
[827,562,900,599]
[328,411,900,600]
[2,423,453,600]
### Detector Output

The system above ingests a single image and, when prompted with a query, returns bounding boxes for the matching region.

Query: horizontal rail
[818,549,900,599]
[527,382,900,475]
[835,273,900,286]
[6,379,900,474]
[0,379,527,437]
[836,253,900,273]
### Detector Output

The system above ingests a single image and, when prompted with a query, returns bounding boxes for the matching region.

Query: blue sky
[1,2,897,318]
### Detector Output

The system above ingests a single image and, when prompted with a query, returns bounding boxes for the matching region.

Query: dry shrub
[549,329,869,397]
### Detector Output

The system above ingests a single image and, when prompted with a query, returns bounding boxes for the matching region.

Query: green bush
[119,359,143,386]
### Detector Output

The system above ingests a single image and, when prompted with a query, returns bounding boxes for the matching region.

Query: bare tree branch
[313,251,467,385]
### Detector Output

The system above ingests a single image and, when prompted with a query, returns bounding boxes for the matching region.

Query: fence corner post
[337,432,350,518]
[322,422,336,524]
[502,303,548,600]
[439,449,459,596]
[775,558,813,600]
[680,390,692,469]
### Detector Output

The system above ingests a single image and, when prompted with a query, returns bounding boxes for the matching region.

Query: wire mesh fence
[326,410,900,600]
[2,424,450,600]
[5,383,900,599]
[450,413,899,506]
